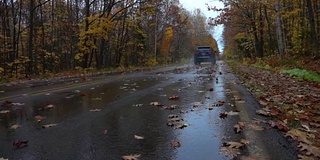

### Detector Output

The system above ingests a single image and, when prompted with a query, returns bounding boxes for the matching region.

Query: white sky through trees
[180,0,224,52]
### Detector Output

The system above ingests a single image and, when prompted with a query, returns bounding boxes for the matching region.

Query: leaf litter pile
[234,64,320,159]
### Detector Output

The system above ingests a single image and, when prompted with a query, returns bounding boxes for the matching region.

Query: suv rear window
[197,46,212,50]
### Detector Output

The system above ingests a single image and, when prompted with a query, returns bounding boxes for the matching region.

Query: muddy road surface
[0,61,296,160]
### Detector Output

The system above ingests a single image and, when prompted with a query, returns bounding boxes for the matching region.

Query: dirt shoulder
[229,62,320,159]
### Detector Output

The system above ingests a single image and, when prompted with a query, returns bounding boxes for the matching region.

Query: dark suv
[194,46,216,65]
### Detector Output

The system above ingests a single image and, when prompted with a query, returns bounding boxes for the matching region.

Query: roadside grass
[280,69,320,83]
[228,55,320,83]
[250,63,273,71]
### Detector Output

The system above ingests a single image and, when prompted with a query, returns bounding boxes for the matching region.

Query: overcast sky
[179,0,224,51]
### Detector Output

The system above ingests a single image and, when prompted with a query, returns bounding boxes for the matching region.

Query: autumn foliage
[210,0,320,60]
[0,0,219,81]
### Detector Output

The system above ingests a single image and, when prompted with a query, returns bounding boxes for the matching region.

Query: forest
[4,0,320,80]
[213,0,320,61]
[0,0,218,80]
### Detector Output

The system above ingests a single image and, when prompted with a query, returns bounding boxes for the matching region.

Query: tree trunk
[27,0,35,77]
[10,0,17,63]
[258,4,264,58]
[264,4,274,55]
[82,0,91,68]
[275,2,285,56]
[306,0,319,56]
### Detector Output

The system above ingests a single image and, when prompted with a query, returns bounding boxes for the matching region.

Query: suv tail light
[208,51,213,54]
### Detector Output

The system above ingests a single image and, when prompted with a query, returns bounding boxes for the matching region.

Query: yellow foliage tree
[161,26,174,57]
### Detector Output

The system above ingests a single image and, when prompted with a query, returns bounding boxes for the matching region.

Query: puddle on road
[165,64,230,160]
[0,76,162,126]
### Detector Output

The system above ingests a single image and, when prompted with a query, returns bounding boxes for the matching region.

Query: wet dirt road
[0,61,296,160]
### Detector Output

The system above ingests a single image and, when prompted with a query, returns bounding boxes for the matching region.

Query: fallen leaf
[207,106,214,110]
[180,110,187,114]
[168,114,178,118]
[193,101,203,107]
[208,88,214,91]
[13,140,28,148]
[259,100,270,106]
[164,105,178,110]
[169,95,179,100]
[268,120,289,132]
[248,123,265,131]
[285,129,312,145]
[228,103,235,107]
[213,100,225,106]
[301,124,314,132]
[240,139,250,145]
[42,124,58,128]
[252,118,266,124]
[256,107,280,117]
[309,122,320,128]
[35,115,46,122]
[234,125,241,134]
[174,123,189,129]
[256,109,269,116]
[0,110,10,114]
[134,135,144,140]
[103,130,108,135]
[89,109,101,112]
[236,100,246,103]
[167,122,175,127]
[171,140,181,148]
[133,104,143,107]
[234,95,242,101]
[45,104,55,110]
[1,101,12,108]
[234,122,245,134]
[122,154,141,160]
[167,117,183,122]
[150,102,162,106]
[65,95,75,99]
[12,103,25,106]
[238,121,246,128]
[10,124,21,130]
[220,147,240,158]
[298,143,320,157]
[226,111,240,116]
[219,112,228,119]
[223,141,244,149]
